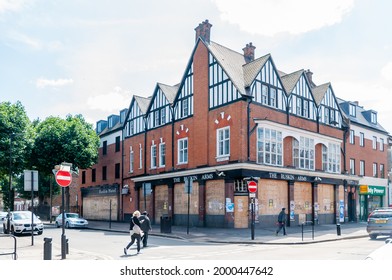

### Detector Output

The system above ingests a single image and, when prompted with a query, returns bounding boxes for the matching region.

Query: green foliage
[0,101,33,177]
[1,101,99,207]
[30,114,99,175]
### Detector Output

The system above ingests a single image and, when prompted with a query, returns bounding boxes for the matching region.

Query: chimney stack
[195,20,212,44]
[305,69,316,88]
[243,42,256,63]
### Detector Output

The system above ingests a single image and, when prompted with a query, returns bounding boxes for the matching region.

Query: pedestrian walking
[124,210,143,255]
[139,211,152,247]
[275,208,287,236]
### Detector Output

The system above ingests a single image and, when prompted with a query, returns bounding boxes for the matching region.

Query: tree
[0,101,33,210]
[28,114,99,200]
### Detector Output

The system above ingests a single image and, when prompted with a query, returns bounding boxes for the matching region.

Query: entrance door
[347,192,356,222]
[234,196,249,228]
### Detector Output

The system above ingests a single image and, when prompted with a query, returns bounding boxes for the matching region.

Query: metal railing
[0,234,17,260]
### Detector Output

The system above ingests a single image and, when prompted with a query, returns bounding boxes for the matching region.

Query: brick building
[78,20,390,228]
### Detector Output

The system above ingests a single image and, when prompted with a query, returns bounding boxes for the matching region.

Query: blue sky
[1,0,392,134]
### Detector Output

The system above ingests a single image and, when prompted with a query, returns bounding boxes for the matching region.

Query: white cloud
[87,87,131,112]
[0,0,31,13]
[212,0,355,36]
[381,62,392,82]
[36,78,74,88]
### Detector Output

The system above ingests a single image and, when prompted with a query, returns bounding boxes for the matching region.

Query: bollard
[43,237,52,260]
[336,224,341,236]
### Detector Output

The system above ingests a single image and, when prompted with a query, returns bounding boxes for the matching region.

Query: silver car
[366,208,392,240]
[55,212,88,228]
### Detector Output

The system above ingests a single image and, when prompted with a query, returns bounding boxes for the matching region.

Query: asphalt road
[36,226,385,260]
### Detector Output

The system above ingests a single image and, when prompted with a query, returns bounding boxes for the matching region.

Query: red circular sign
[248,181,257,193]
[55,170,72,187]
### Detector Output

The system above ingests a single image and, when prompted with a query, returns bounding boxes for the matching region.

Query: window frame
[159,142,166,167]
[177,137,188,165]
[217,126,230,160]
[150,144,157,169]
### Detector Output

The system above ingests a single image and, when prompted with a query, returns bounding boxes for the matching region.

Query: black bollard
[43,237,52,260]
[336,224,341,236]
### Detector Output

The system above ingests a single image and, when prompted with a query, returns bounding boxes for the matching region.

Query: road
[41,226,385,260]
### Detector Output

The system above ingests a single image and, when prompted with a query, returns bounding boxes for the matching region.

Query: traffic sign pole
[247,180,257,240]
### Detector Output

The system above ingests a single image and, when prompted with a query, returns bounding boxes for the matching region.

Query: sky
[1,0,392,134]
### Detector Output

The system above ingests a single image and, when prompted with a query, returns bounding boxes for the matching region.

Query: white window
[350,159,355,175]
[293,136,314,170]
[296,98,302,116]
[161,108,166,125]
[380,164,385,178]
[159,142,166,167]
[129,147,134,173]
[182,99,189,117]
[178,138,188,164]
[328,143,340,173]
[360,160,365,176]
[270,88,276,107]
[154,111,160,126]
[349,103,356,117]
[373,163,378,177]
[360,133,365,147]
[372,136,377,150]
[257,127,283,166]
[151,144,157,169]
[217,127,230,159]
[380,138,384,151]
[349,130,355,144]
[139,145,143,169]
[262,85,268,104]
[303,100,309,118]
[371,112,377,124]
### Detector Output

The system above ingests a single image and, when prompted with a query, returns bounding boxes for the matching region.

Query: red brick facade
[77,20,390,228]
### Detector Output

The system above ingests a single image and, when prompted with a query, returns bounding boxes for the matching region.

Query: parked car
[55,213,88,228]
[366,208,392,239]
[2,211,44,236]
[0,211,7,221]
[365,239,392,260]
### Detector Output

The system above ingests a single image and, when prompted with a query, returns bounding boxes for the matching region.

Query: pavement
[0,220,369,260]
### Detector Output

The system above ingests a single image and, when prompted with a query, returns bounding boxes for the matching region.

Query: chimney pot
[243,42,256,63]
[195,19,212,44]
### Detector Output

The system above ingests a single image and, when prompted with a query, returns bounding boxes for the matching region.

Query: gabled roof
[134,95,151,114]
[206,41,247,95]
[280,69,304,94]
[312,83,331,105]
[157,82,179,104]
[243,54,271,88]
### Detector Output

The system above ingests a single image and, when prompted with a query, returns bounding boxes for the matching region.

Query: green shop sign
[359,185,385,196]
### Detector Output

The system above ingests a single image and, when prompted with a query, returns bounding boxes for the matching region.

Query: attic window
[371,112,377,124]
[108,117,114,128]
[349,103,356,117]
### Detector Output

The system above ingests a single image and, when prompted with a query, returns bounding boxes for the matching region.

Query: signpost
[55,164,72,260]
[247,180,257,240]
[55,170,72,187]
[24,170,38,246]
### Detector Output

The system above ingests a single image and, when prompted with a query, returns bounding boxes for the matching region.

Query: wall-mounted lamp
[314,176,322,182]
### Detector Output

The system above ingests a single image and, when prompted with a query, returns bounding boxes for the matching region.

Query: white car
[365,239,392,260]
[2,211,44,236]
[55,213,88,228]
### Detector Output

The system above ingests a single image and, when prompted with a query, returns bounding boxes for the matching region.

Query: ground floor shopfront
[129,164,359,228]
[358,183,389,221]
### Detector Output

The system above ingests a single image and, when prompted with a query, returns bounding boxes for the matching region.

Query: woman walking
[124,210,143,255]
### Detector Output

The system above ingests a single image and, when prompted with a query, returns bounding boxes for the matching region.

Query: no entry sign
[55,170,72,187]
[247,181,257,193]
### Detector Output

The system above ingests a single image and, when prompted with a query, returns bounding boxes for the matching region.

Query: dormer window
[371,111,377,124]
[349,103,356,117]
